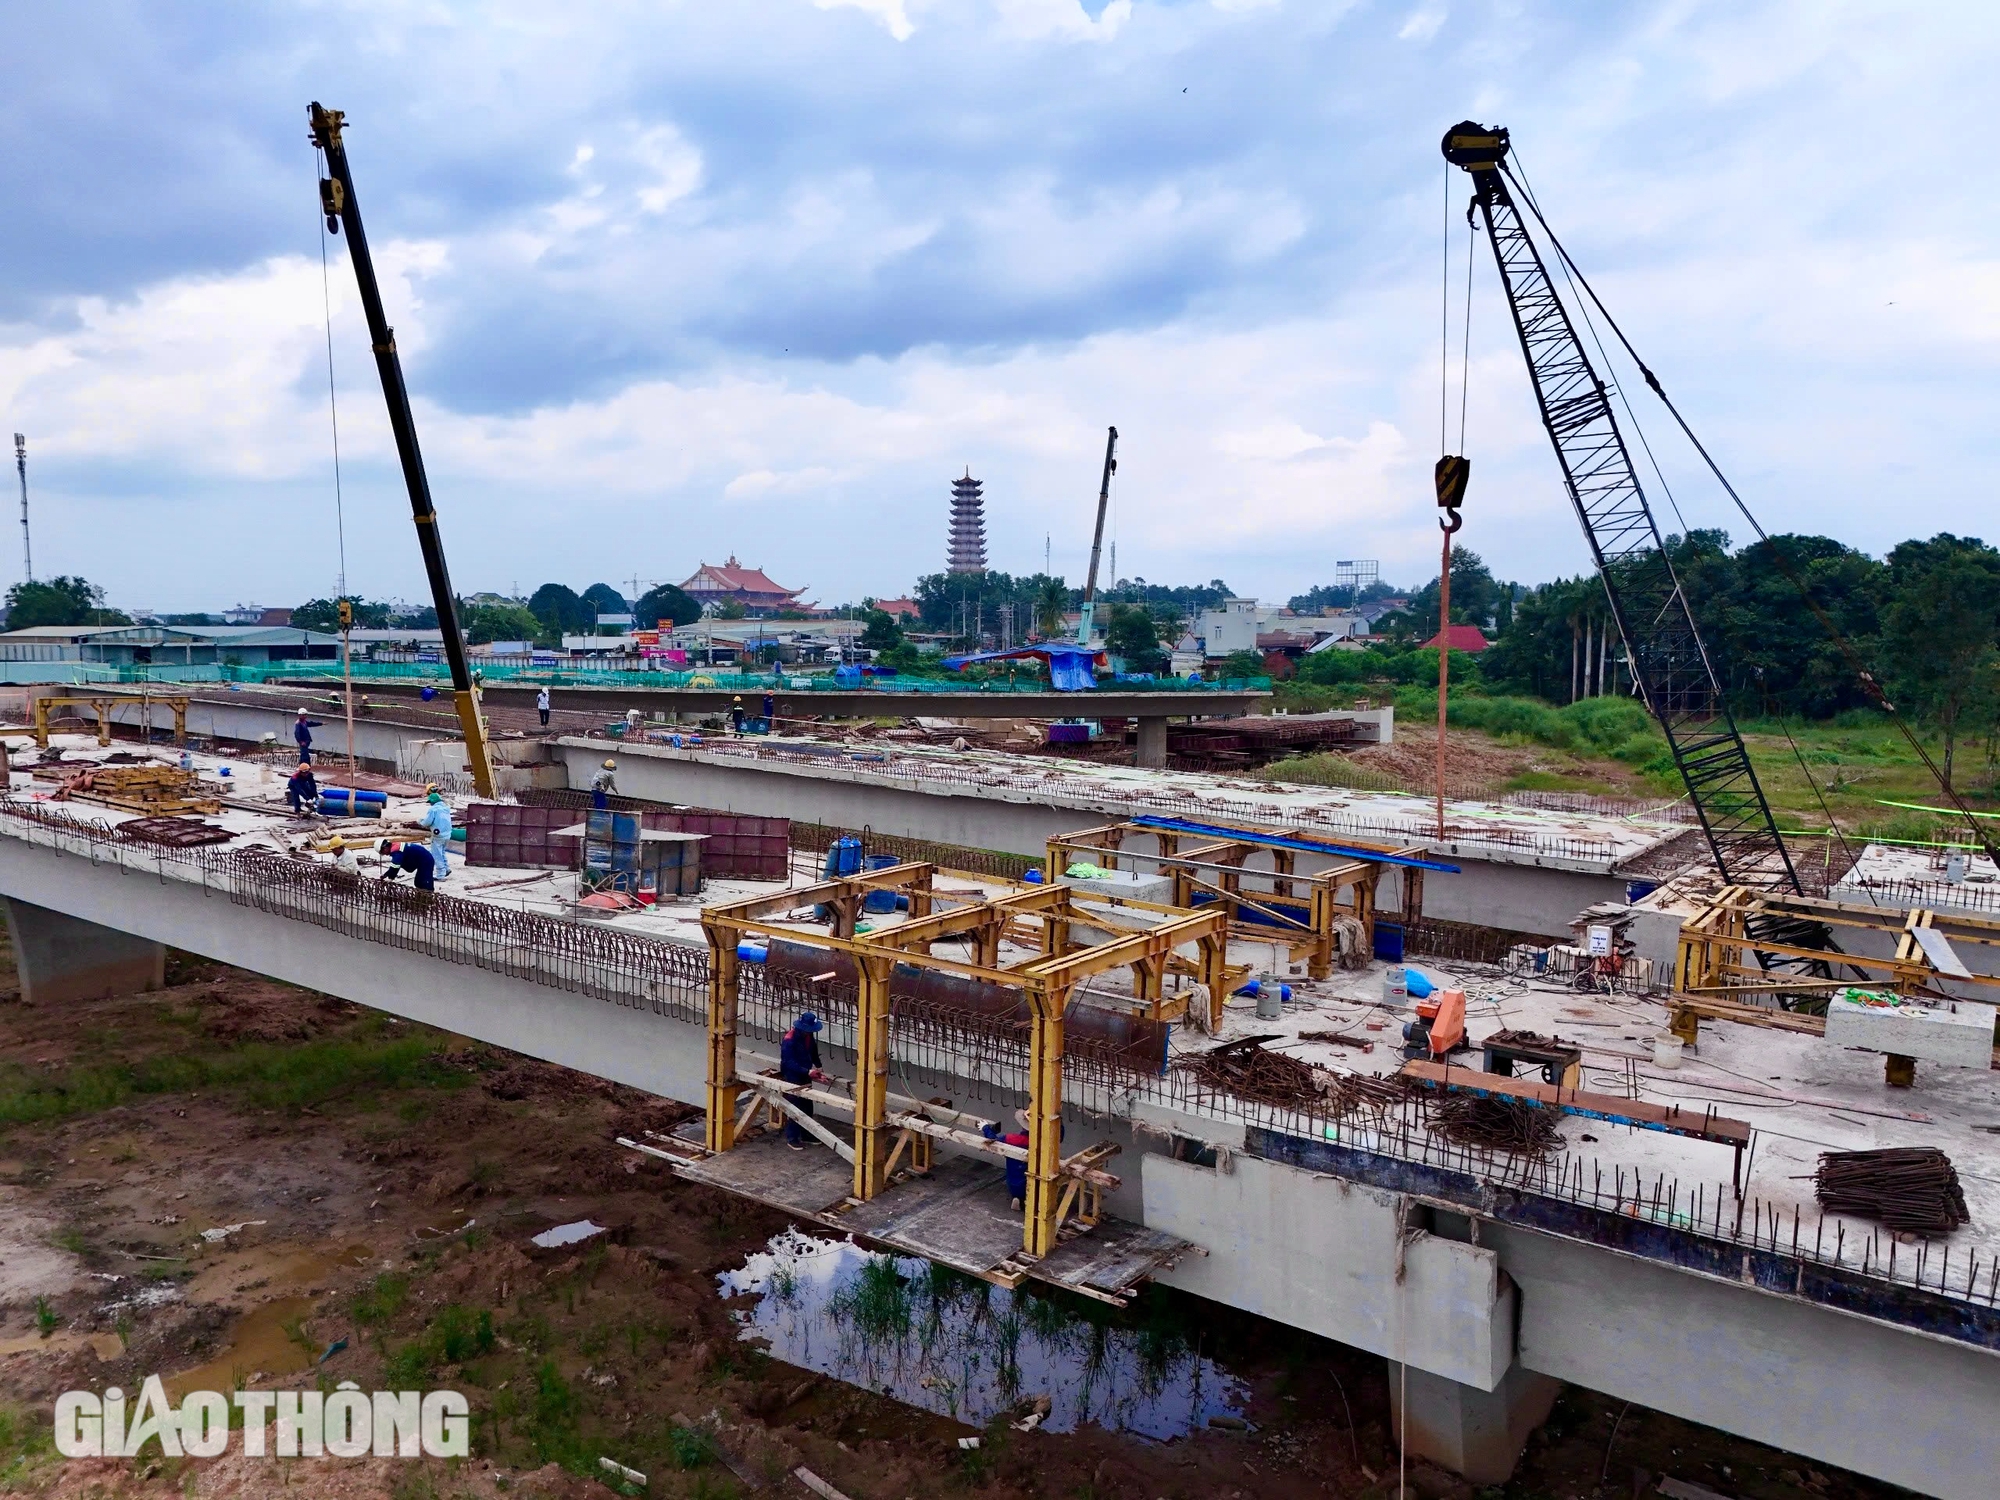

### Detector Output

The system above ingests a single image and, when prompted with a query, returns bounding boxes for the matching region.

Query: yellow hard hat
[602,758,616,769]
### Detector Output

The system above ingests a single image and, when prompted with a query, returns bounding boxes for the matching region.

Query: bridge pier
[1134,715,1168,768]
[1389,1359,1562,1485]
[3,896,166,1005]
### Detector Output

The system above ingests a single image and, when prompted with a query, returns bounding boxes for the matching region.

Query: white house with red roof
[677,557,810,616]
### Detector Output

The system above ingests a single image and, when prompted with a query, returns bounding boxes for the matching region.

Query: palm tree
[1034,579,1069,640]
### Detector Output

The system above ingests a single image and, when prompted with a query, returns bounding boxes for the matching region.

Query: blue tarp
[941,644,1102,692]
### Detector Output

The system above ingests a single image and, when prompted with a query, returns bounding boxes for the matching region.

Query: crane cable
[1497,158,2000,872]
[316,145,356,772]
[315,147,348,600]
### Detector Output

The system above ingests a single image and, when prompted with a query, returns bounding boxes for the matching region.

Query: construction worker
[778,1012,827,1150]
[286,763,319,815]
[377,840,436,892]
[419,787,454,878]
[729,695,746,734]
[761,690,775,730]
[293,707,324,764]
[983,1108,1033,1211]
[590,758,617,809]
[536,685,551,727]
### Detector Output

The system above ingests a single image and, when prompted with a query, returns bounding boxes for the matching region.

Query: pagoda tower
[947,469,987,574]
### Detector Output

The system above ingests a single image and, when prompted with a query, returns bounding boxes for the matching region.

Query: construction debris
[1177,1035,1325,1107]
[1812,1147,1971,1234]
[112,815,236,847]
[38,763,221,815]
[1426,1094,1566,1162]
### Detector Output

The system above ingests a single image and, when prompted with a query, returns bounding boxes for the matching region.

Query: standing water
[720,1230,1249,1440]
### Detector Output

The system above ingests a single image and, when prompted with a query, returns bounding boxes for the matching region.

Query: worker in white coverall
[419,787,454,878]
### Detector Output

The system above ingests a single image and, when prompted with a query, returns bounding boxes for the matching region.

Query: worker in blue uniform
[286,763,319,815]
[983,1108,1034,1211]
[377,840,437,892]
[778,1012,827,1150]
[419,788,454,878]
[294,708,324,764]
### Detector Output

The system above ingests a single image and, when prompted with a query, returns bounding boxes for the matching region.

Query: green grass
[1275,682,2000,839]
[0,1025,461,1130]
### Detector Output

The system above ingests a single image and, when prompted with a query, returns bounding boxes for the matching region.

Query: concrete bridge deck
[0,792,1995,1495]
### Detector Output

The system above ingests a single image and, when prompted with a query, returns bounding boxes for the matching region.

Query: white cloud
[1398,5,1445,43]
[813,0,916,41]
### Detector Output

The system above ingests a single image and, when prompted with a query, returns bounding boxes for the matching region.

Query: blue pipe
[736,942,769,963]
[1127,815,1460,873]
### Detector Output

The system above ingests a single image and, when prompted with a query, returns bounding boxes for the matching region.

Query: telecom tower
[947,469,987,574]
[13,434,30,583]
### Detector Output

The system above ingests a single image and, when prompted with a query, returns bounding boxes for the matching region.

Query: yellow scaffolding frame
[1046,818,1416,992]
[1671,884,2000,1045]
[701,864,1231,1260]
[27,694,188,749]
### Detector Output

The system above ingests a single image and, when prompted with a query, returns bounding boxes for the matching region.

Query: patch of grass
[829,1254,915,1342]
[385,1304,496,1385]
[32,1296,58,1335]
[0,1401,54,1479]
[0,1029,461,1130]
[522,1359,587,1470]
[51,1226,87,1256]
[668,1423,717,1469]
[352,1271,411,1328]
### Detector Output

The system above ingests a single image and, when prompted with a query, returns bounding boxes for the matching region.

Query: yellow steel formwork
[699,864,1229,1262]
[1046,818,1416,1000]
[1670,884,2000,1043]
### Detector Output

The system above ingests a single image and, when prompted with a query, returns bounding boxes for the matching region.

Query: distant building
[870,597,920,622]
[0,623,340,670]
[678,557,809,616]
[1422,623,1490,654]
[947,471,987,574]
[1195,599,1262,658]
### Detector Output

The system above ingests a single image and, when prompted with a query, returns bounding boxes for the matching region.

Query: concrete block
[3,896,165,1006]
[1389,1359,1561,1485]
[1143,1151,1513,1390]
[1057,869,1174,905]
[1823,992,1996,1068]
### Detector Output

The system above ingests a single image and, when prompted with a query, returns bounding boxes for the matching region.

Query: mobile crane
[309,103,497,799]
[1440,122,1806,896]
[1076,426,1118,648]
[1442,121,2000,985]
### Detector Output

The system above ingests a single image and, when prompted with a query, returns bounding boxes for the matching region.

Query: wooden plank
[1399,1059,1752,1147]
[675,1137,853,1217]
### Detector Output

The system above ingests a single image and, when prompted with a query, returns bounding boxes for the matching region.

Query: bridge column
[1387,1360,1561,1486]
[1134,716,1168,768]
[3,897,166,1006]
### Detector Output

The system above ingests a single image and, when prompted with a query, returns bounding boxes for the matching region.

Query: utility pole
[13,434,30,583]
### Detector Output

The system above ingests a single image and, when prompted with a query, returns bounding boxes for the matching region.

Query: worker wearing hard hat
[293,707,324,764]
[591,758,618,809]
[419,786,454,878]
[729,695,746,734]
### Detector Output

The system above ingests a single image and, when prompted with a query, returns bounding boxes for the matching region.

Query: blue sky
[2,0,1994,613]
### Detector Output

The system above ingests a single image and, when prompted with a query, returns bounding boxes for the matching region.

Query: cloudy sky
[2,0,1993,614]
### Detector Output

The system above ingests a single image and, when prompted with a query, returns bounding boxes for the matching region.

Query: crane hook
[1434,454,1469,533]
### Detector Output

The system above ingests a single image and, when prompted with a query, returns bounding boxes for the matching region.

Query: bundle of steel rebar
[1427,1094,1565,1161]
[1176,1035,1326,1108]
[1812,1147,1970,1234]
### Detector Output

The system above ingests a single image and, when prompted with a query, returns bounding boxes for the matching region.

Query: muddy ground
[0,947,1907,1500]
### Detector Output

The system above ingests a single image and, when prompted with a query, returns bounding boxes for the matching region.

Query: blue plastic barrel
[862,853,901,912]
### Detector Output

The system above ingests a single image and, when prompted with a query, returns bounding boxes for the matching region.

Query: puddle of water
[720,1231,1248,1440]
[163,1295,316,1401]
[0,1330,123,1360]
